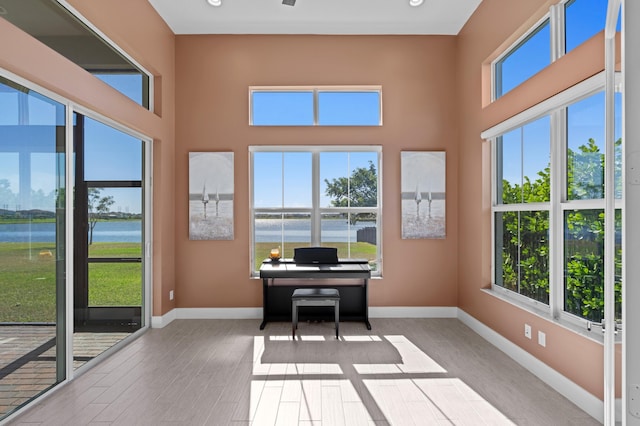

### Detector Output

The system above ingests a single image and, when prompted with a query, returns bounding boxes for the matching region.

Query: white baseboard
[369,306,458,318]
[151,307,262,328]
[151,308,176,328]
[457,309,609,423]
[175,307,263,320]
[153,306,457,328]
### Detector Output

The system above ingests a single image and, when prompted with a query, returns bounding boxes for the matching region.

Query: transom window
[493,0,620,101]
[249,87,382,126]
[0,0,151,109]
[494,18,551,100]
[565,0,621,53]
[250,146,382,276]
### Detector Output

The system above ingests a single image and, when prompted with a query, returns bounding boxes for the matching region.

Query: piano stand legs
[291,288,340,339]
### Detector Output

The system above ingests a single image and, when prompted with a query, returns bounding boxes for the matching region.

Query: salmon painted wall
[0,0,177,316]
[457,0,619,399]
[174,35,459,309]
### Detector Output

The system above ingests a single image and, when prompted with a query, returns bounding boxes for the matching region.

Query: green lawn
[1,241,377,323]
[0,242,142,323]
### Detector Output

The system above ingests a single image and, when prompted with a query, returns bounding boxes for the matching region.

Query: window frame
[0,64,154,420]
[58,0,153,110]
[485,71,622,332]
[249,145,383,277]
[563,0,619,56]
[492,13,553,101]
[492,115,552,309]
[249,86,383,126]
[492,0,613,102]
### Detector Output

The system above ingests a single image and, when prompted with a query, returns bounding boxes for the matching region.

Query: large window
[0,76,67,421]
[250,147,382,275]
[490,77,622,324]
[0,71,151,422]
[490,0,622,326]
[494,116,551,304]
[563,91,623,321]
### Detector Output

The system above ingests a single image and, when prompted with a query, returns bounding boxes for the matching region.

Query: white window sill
[481,287,620,345]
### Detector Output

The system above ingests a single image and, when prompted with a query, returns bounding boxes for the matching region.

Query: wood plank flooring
[6,318,600,425]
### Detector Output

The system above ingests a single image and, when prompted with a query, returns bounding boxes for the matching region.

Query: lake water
[0,221,142,243]
[254,218,373,243]
[0,219,374,243]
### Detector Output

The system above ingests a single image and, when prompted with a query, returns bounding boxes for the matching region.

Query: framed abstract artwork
[401,151,446,239]
[188,152,234,240]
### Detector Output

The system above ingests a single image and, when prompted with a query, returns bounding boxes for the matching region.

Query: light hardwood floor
[7,318,600,425]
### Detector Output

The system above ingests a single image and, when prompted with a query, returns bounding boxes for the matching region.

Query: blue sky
[253,151,378,208]
[251,90,380,126]
[500,92,622,189]
[0,74,144,213]
[499,0,620,97]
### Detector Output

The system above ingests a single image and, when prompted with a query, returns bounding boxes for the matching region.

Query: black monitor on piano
[293,247,338,264]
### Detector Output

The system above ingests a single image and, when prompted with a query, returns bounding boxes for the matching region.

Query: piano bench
[291,288,340,339]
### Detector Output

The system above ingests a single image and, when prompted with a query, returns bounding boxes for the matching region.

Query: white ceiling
[148,0,483,35]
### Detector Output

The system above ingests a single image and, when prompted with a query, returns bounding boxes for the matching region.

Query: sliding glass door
[0,73,151,421]
[0,76,67,419]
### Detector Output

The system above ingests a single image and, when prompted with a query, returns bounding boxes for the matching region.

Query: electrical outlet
[169,290,174,300]
[524,324,532,339]
[538,331,546,347]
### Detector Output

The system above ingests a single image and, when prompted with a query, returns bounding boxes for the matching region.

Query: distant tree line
[0,179,58,214]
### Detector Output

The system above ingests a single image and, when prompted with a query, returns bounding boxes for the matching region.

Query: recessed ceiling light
[207,0,222,6]
[409,0,424,6]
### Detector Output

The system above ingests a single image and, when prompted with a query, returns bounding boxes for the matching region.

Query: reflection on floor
[0,326,130,418]
[7,319,600,425]
[252,334,513,425]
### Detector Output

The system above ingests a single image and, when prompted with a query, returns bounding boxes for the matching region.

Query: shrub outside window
[494,116,551,304]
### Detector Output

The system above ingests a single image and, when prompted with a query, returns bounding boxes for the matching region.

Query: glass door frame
[0,71,155,385]
[72,113,146,331]
[0,66,152,420]
[69,103,152,368]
